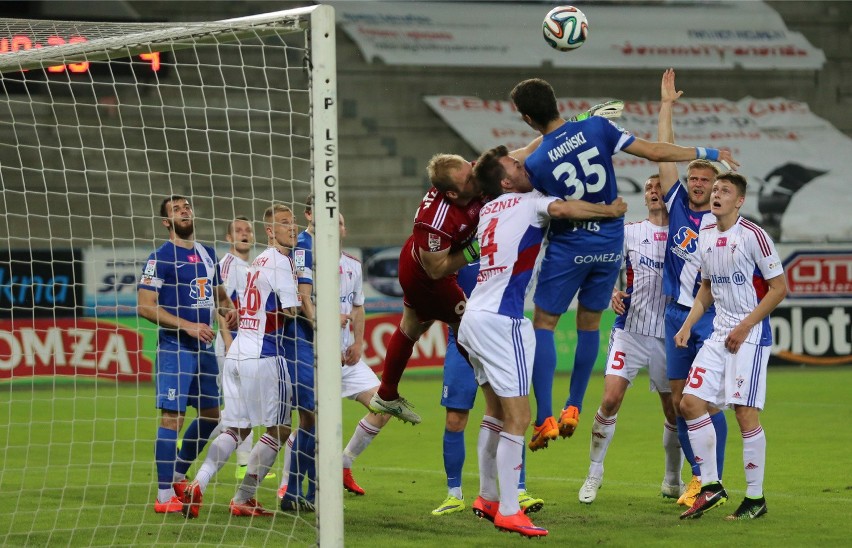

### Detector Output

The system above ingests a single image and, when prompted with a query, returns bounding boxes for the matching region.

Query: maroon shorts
[397,240,466,325]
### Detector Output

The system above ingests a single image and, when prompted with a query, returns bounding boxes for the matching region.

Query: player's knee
[444,409,469,432]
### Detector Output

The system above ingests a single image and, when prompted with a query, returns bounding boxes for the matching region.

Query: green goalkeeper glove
[462,240,480,263]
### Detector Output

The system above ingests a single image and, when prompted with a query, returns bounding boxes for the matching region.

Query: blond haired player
[183,203,300,519]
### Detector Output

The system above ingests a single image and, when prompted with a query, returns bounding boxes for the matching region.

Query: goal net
[0,5,342,546]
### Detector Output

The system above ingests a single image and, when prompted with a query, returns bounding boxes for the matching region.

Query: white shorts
[221,355,293,429]
[682,339,769,410]
[341,359,380,400]
[457,310,534,398]
[605,329,669,393]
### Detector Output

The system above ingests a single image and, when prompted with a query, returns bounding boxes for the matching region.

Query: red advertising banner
[784,251,852,298]
[361,312,448,370]
[0,318,153,382]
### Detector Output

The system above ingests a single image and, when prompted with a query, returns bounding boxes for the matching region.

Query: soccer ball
[542,6,589,52]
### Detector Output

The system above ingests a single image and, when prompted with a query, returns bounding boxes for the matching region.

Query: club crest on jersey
[189,277,214,306]
[428,233,441,252]
[144,260,156,276]
[731,244,738,254]
[167,388,176,401]
[294,249,306,268]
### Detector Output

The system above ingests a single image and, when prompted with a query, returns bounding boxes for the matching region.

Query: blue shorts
[533,243,622,314]
[665,302,715,380]
[283,319,316,412]
[440,329,478,410]
[155,339,220,412]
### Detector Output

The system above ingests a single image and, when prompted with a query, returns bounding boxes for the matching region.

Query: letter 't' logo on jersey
[190,277,213,305]
[674,227,699,254]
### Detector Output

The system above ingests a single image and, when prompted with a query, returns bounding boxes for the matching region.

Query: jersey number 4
[552,147,606,200]
[480,217,498,266]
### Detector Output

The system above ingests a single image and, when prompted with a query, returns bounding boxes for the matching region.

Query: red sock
[377,328,417,400]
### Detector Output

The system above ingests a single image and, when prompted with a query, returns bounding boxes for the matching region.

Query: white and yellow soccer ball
[542,6,589,52]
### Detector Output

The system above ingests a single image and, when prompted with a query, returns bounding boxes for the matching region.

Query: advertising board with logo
[0,318,153,381]
[770,247,852,366]
[0,249,82,318]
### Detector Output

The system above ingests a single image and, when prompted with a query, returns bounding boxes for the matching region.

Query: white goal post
[0,4,341,546]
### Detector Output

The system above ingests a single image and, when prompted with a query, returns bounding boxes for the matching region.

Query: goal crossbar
[0,6,318,73]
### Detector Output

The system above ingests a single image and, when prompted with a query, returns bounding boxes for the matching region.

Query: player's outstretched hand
[611,289,628,315]
[719,149,739,171]
[661,68,683,104]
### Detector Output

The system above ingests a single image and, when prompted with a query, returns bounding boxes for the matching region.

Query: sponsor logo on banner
[770,306,852,366]
[362,313,447,369]
[783,250,852,298]
[0,318,153,381]
[0,249,82,318]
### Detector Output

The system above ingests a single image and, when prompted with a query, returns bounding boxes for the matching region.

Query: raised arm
[623,138,738,168]
[658,68,683,195]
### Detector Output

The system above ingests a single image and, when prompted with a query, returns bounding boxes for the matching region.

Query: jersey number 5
[480,217,498,266]
[552,147,606,200]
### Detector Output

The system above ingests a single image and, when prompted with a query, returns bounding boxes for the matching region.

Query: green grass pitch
[1,367,850,546]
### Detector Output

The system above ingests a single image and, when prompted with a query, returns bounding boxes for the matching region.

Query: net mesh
[0,7,336,545]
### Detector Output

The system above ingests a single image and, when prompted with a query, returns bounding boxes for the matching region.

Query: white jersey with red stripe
[466,191,557,319]
[698,217,783,346]
[227,247,301,359]
[616,219,668,338]
[339,252,365,353]
[219,252,250,305]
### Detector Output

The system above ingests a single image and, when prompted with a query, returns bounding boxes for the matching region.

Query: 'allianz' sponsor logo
[638,255,663,269]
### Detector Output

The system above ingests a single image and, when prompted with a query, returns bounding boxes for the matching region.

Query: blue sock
[155,427,178,489]
[565,329,600,412]
[443,429,465,490]
[711,411,727,479]
[303,427,317,502]
[677,416,701,476]
[287,428,313,499]
[175,418,218,476]
[518,445,527,490]
[532,329,557,425]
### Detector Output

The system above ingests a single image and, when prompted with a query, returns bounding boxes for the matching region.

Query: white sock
[235,434,280,503]
[449,486,463,500]
[157,488,174,503]
[343,418,382,469]
[686,414,718,485]
[236,432,253,467]
[278,432,296,491]
[477,415,502,501]
[742,425,766,498]
[589,409,617,475]
[663,421,683,485]
[496,432,524,516]
[196,430,240,492]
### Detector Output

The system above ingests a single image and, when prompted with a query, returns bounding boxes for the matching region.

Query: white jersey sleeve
[339,253,364,352]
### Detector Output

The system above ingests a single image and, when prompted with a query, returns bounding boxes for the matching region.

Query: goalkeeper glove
[570,99,625,122]
[462,240,480,263]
